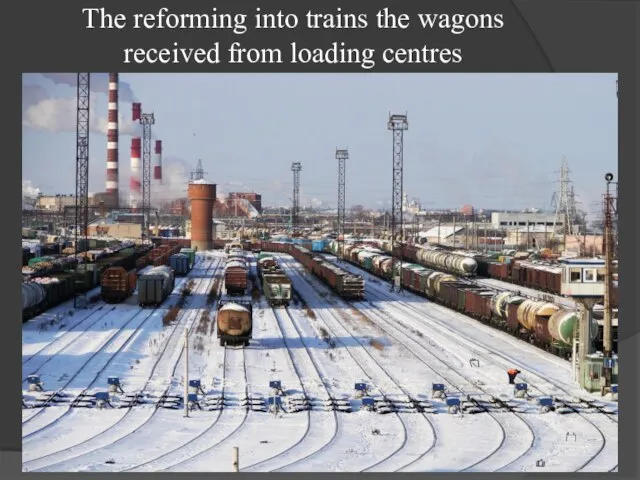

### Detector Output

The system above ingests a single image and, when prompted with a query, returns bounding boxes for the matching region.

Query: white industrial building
[491,212,561,230]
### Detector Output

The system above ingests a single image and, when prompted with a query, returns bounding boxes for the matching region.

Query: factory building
[491,211,561,230]
[229,192,262,213]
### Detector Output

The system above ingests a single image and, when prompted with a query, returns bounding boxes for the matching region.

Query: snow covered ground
[22,250,618,472]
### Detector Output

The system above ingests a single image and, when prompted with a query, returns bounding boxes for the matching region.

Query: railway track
[352,264,617,472]
[278,257,438,472]
[124,256,252,472]
[21,300,176,437]
[161,346,249,472]
[281,255,531,472]
[22,256,220,471]
[241,303,340,472]
[22,302,114,365]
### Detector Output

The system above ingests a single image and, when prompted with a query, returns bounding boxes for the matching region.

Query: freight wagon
[169,253,192,276]
[137,265,175,307]
[263,273,292,306]
[376,241,479,277]
[216,300,253,346]
[100,267,137,303]
[22,281,47,321]
[476,257,619,308]
[224,242,244,254]
[224,259,248,295]
[325,241,611,358]
[260,242,365,300]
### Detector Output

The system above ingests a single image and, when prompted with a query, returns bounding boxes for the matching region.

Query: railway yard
[21,240,619,472]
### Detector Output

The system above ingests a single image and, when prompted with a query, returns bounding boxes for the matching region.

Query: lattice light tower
[74,73,90,308]
[550,156,577,249]
[190,159,206,182]
[291,162,302,231]
[388,113,408,292]
[336,148,348,260]
[140,112,155,237]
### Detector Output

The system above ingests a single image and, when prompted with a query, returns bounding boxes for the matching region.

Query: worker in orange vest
[507,368,521,385]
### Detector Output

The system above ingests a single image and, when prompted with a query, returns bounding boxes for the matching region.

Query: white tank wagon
[216,301,253,347]
[22,282,47,321]
[415,247,478,276]
[137,265,175,307]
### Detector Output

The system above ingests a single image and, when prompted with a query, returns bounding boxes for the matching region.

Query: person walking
[507,368,521,384]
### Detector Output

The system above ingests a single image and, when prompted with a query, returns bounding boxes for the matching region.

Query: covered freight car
[169,253,191,276]
[263,273,292,306]
[137,265,175,306]
[224,259,248,295]
[100,267,137,303]
[216,301,253,346]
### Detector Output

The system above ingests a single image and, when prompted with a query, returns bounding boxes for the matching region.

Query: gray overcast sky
[22,73,617,217]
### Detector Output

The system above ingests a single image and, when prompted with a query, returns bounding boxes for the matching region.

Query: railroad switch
[95,391,113,409]
[354,383,370,399]
[108,377,124,394]
[269,380,285,396]
[27,375,44,392]
[432,383,446,399]
[189,379,206,395]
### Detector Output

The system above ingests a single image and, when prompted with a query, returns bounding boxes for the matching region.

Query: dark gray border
[11,0,638,478]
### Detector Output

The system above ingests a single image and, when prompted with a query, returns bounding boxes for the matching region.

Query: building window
[570,268,582,282]
[596,268,605,282]
[583,268,597,282]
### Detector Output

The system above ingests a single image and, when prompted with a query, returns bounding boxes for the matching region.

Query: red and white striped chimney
[153,140,162,183]
[106,73,119,205]
[129,137,141,209]
[132,102,141,122]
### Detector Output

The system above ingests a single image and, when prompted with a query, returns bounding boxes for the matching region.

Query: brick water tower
[188,180,216,251]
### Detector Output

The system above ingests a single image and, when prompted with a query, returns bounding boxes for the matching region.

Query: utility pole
[388,113,408,292]
[139,112,155,239]
[74,73,90,309]
[336,149,348,260]
[184,327,190,417]
[291,162,302,233]
[603,173,616,388]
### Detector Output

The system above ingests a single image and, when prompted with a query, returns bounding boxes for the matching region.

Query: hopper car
[259,242,365,300]
[324,241,612,358]
[216,300,253,346]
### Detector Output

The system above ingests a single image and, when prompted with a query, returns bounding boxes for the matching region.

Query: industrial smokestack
[106,73,119,206]
[154,140,162,183]
[132,102,141,122]
[130,137,141,209]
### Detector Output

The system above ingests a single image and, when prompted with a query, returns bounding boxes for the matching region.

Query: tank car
[216,300,253,346]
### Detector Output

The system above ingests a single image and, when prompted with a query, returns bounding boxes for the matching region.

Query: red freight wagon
[101,266,137,303]
[402,268,414,288]
[225,260,248,295]
[404,245,418,263]
[412,270,423,293]
[506,302,520,331]
[534,316,552,344]
[488,262,509,280]
[549,272,561,295]
[479,292,494,319]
